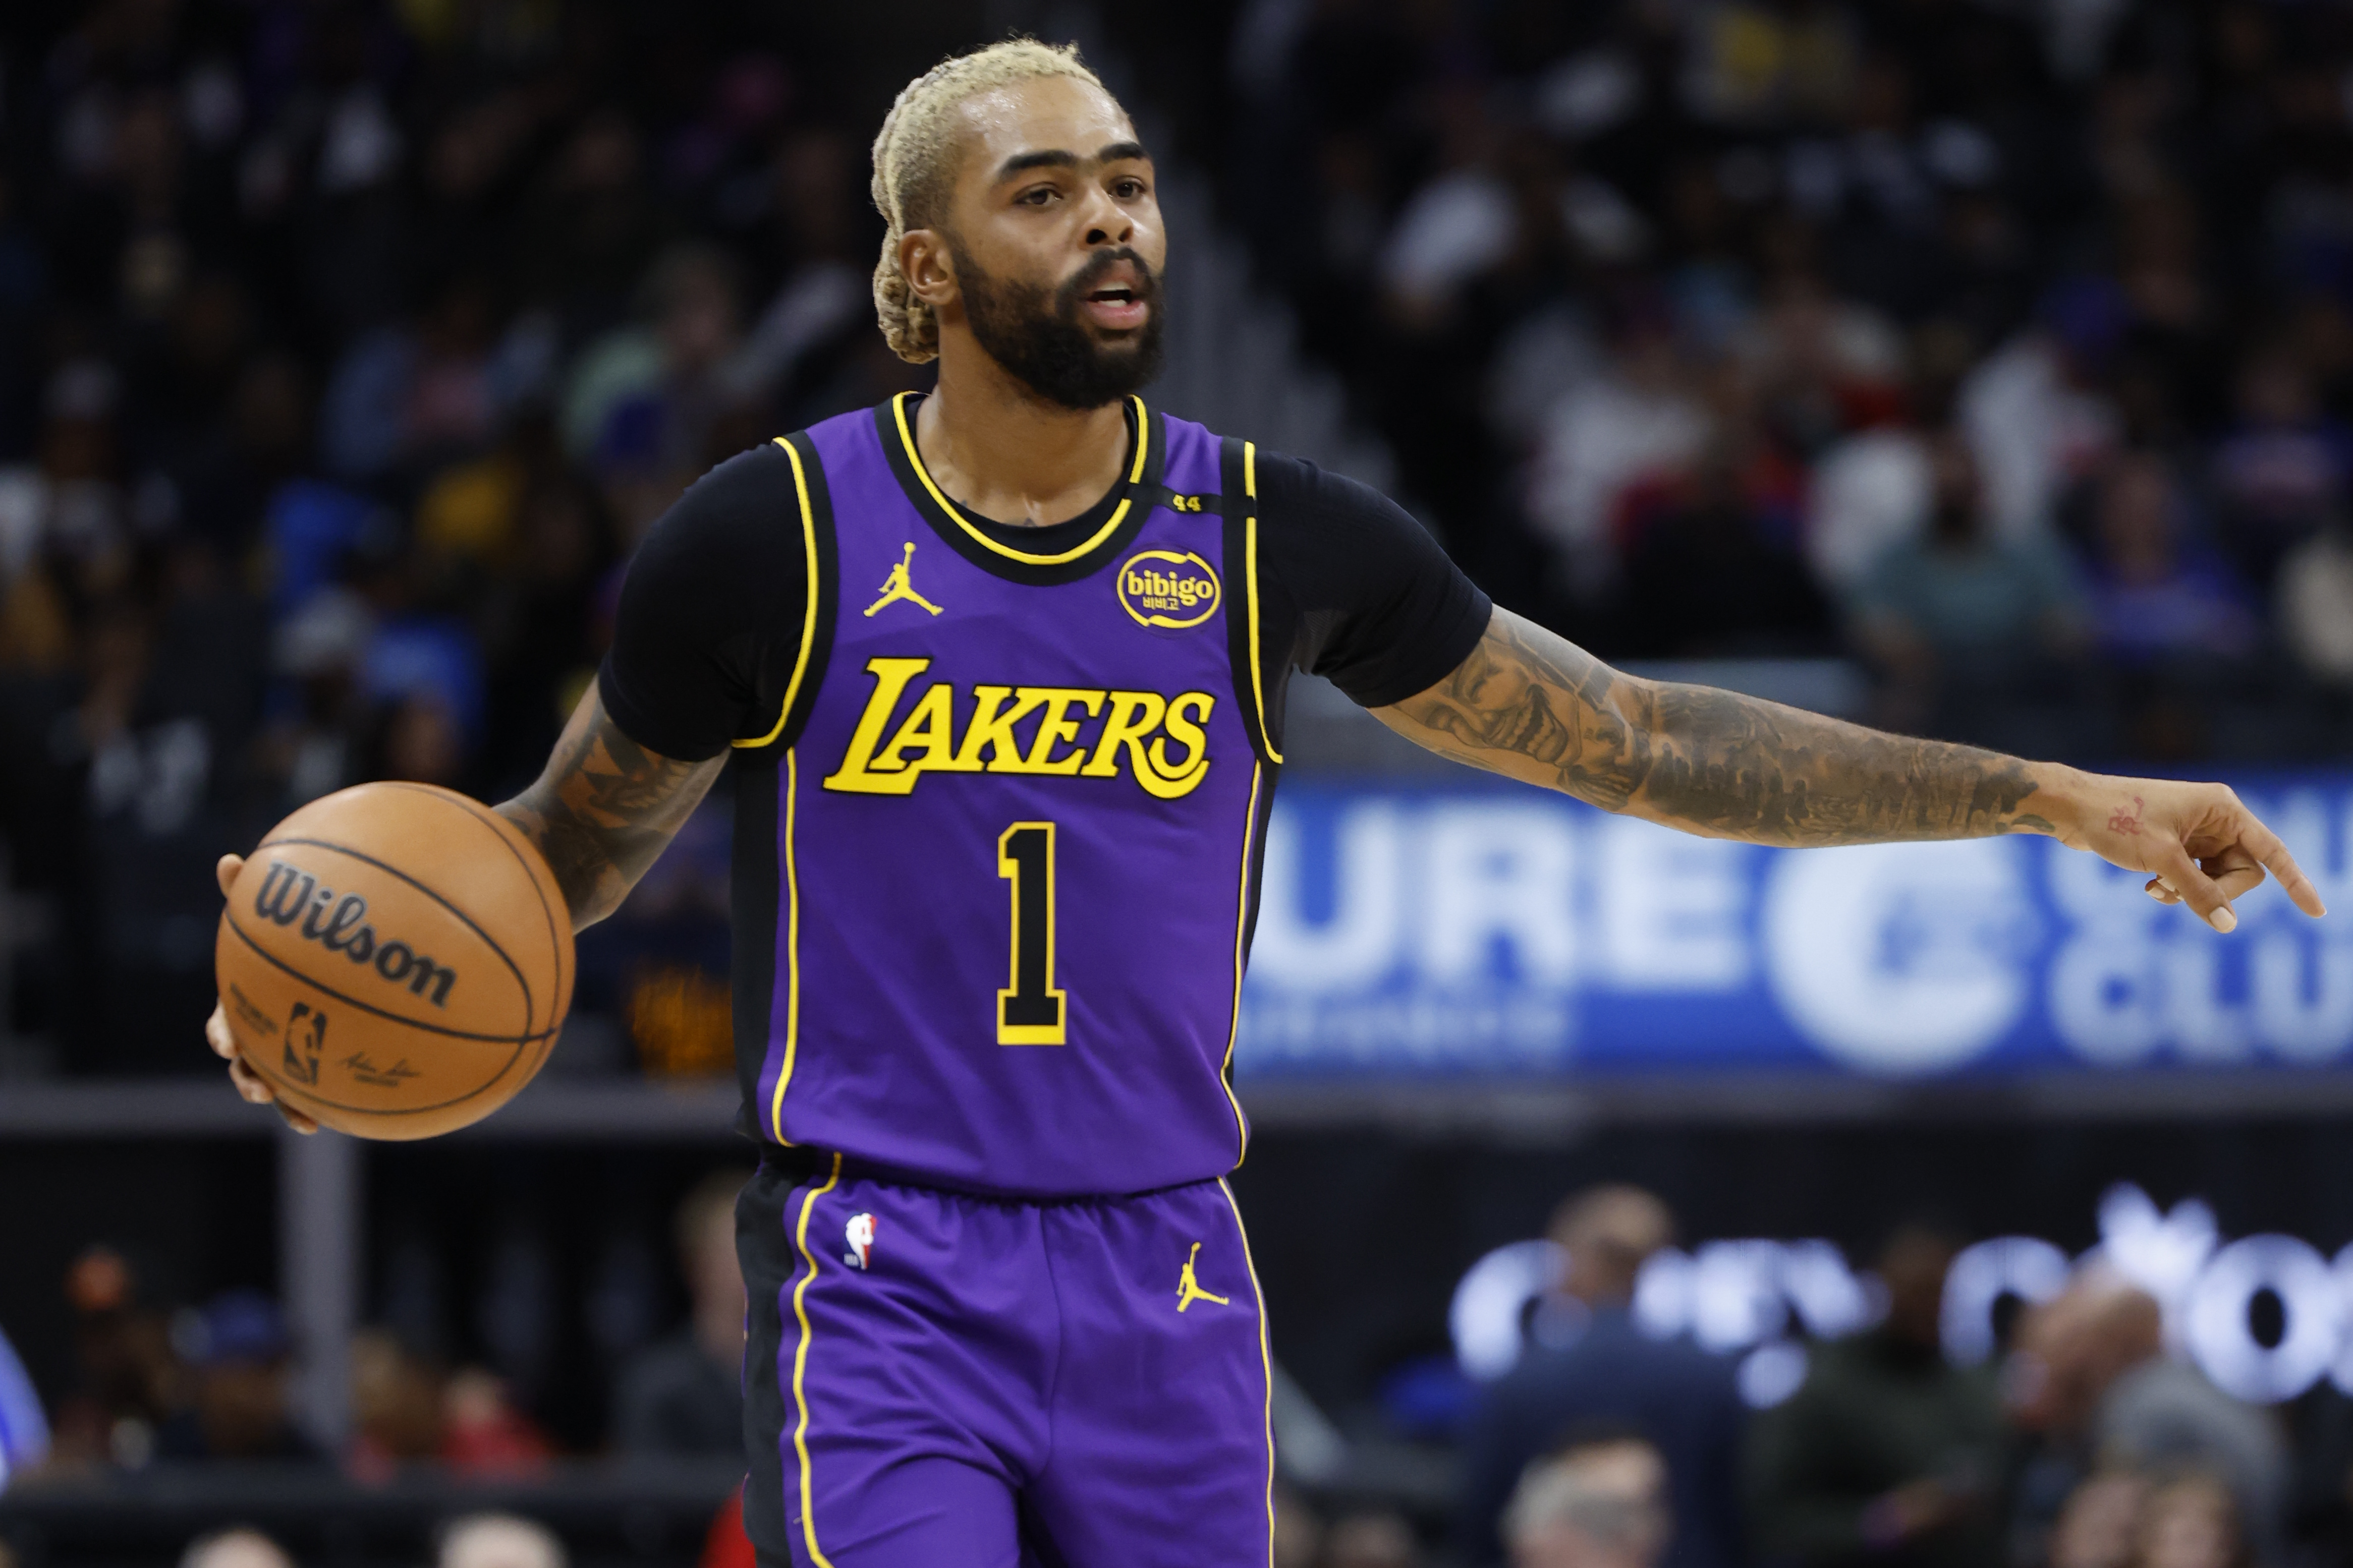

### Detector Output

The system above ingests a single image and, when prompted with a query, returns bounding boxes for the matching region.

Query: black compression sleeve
[597,442,810,761]
[1252,452,1492,708]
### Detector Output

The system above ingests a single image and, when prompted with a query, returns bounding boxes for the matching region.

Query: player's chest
[811,518,1242,802]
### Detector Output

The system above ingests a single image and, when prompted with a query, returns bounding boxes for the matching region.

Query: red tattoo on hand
[2107,795,2144,836]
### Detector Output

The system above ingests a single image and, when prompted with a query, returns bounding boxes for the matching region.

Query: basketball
[212,782,574,1140]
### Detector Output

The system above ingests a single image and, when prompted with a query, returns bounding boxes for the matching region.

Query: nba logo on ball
[844,1213,876,1271]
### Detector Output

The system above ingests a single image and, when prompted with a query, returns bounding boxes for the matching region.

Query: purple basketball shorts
[738,1155,1276,1567]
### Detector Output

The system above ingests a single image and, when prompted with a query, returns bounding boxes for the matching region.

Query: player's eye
[1112,178,1147,199]
[1017,185,1059,206]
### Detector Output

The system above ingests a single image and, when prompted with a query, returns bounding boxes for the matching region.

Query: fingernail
[2211,907,2237,934]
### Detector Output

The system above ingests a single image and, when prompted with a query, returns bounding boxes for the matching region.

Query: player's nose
[1079,186,1134,247]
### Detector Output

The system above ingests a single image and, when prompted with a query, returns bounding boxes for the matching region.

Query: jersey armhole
[730,432,839,756]
[1218,435,1285,766]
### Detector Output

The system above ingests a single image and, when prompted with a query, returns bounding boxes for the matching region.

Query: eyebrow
[994,140,1152,181]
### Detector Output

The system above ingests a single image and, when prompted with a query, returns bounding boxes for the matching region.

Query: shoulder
[669,440,805,526]
[1248,448,1412,532]
[630,442,809,573]
[1243,447,1452,587]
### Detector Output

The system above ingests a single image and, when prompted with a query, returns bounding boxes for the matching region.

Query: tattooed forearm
[495,688,726,929]
[1377,609,2066,847]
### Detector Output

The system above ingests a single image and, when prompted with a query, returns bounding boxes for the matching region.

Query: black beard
[951,243,1166,411]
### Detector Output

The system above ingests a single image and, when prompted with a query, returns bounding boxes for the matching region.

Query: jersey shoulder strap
[1216,434,1285,767]
[727,427,842,758]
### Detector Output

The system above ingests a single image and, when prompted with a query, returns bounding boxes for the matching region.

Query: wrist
[2016,762,2091,844]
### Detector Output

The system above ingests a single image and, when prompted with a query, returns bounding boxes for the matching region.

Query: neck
[915,341,1132,529]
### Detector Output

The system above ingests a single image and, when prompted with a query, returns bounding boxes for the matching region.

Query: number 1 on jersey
[997,822,1066,1044]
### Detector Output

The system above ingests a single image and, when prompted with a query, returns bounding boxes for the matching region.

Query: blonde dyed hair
[869,38,1109,363]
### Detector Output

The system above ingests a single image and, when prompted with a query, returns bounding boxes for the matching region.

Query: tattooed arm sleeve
[1374,607,2062,845]
[495,686,728,929]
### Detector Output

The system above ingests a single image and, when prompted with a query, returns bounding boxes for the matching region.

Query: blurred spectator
[2209,350,2353,593]
[46,1245,183,1468]
[564,243,750,537]
[1274,1483,1325,1568]
[1620,444,1833,656]
[1850,429,2086,725]
[700,1485,755,1568]
[320,276,548,484]
[1735,274,1906,462]
[0,1318,49,1487]
[1743,1225,2003,1568]
[1804,322,1977,592]
[154,1290,324,1463]
[1457,1186,1744,1568]
[1526,314,1712,597]
[1324,1511,1423,1568]
[2129,1471,2247,1568]
[347,1327,552,1480]
[2050,1472,2146,1568]
[2277,515,2353,687]
[611,1169,752,1456]
[437,1513,567,1568]
[2008,1276,2287,1567]
[2077,456,2259,665]
[440,1368,553,1478]
[1504,1431,1674,1568]
[1955,282,2122,542]
[179,1528,295,1568]
[349,1327,444,1478]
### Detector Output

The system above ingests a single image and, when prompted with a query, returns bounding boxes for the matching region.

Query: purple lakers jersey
[730,395,1280,1196]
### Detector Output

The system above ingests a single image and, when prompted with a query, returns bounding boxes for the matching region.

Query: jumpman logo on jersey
[1175,1243,1230,1312]
[863,541,945,617]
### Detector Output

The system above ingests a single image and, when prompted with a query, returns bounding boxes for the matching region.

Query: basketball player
[207,39,2326,1568]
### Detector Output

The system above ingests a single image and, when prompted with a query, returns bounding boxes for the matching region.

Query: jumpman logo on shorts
[863,541,945,617]
[1175,1242,1229,1312]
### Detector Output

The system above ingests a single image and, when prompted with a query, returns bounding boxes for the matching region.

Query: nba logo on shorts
[844,1213,876,1271]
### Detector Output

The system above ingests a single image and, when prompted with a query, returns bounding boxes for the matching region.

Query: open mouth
[1079,282,1149,329]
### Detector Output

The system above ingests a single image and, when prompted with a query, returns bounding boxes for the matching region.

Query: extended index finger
[2234,809,2328,919]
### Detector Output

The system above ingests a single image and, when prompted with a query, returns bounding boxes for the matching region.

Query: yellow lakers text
[823,657,1216,799]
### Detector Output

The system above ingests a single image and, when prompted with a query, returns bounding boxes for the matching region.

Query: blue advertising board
[1232,772,2353,1079]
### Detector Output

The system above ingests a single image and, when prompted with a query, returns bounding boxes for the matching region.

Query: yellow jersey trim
[890,391,1150,566]
[767,750,801,1144]
[1242,443,1284,764]
[1217,1177,1279,1568]
[733,436,823,748]
[789,1152,843,1568]
[1218,761,1261,1160]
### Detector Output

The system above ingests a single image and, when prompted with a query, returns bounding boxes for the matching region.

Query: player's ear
[901,229,958,313]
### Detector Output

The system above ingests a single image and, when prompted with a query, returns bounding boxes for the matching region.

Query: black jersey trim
[731,432,838,753]
[730,745,782,1141]
[875,393,1163,586]
[1219,436,1284,764]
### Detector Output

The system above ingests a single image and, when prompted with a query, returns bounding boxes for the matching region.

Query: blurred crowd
[9,0,2353,1069]
[1433,1184,2353,1568]
[1185,0,2353,761]
[0,0,911,1069]
[13,1174,2353,1568]
[13,1169,754,1479]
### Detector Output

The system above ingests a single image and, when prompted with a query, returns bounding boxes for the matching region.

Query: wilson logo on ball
[254,859,459,1007]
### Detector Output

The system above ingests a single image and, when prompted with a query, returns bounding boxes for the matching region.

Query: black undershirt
[598,405,1493,763]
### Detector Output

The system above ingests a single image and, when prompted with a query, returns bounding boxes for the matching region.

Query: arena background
[3,1,2353,1565]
